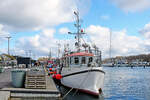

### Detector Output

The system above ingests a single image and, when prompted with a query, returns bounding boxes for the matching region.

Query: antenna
[68,11,86,52]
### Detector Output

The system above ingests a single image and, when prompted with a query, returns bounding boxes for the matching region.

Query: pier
[0,68,61,100]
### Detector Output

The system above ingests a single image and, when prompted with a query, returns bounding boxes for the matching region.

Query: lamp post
[5,36,11,55]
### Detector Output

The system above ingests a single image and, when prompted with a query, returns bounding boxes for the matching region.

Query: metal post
[29,50,32,67]
[5,36,11,55]
[57,43,61,58]
[109,29,112,59]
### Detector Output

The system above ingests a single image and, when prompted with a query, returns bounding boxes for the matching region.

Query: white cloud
[15,28,73,58]
[139,23,150,39]
[59,27,70,34]
[86,25,145,58]
[0,24,9,36]
[13,24,150,59]
[0,24,10,44]
[111,0,150,12]
[0,0,90,31]
[16,29,56,56]
[0,0,91,57]
[138,22,150,53]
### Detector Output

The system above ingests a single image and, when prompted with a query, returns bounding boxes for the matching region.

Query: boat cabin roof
[66,52,94,57]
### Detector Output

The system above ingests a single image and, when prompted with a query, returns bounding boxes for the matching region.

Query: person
[144,65,146,68]
[34,62,37,66]
[59,63,63,74]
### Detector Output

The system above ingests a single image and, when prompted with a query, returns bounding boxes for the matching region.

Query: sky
[0,0,150,59]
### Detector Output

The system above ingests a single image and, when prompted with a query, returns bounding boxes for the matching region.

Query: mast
[75,11,80,49]
[109,29,112,62]
[57,43,61,58]
[68,11,85,52]
[49,49,51,60]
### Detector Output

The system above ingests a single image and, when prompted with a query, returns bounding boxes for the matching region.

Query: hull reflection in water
[60,85,104,100]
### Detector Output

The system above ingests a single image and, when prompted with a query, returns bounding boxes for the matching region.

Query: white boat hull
[60,67,105,96]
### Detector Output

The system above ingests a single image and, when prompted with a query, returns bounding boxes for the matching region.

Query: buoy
[54,71,57,74]
[49,68,52,71]
[49,71,54,74]
[81,29,83,32]
[52,74,56,79]
[55,74,62,80]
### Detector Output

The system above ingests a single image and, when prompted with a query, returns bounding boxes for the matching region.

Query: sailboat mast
[49,49,51,59]
[109,29,112,59]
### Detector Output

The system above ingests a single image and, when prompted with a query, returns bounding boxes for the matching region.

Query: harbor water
[61,67,150,100]
[11,67,150,100]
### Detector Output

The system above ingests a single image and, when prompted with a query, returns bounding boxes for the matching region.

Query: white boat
[59,11,105,96]
[102,62,114,67]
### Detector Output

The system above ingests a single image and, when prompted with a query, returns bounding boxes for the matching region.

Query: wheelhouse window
[70,57,72,64]
[67,57,69,65]
[96,59,99,64]
[89,57,93,63]
[74,57,79,64]
[81,57,86,64]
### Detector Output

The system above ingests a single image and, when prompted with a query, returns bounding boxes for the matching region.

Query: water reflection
[103,67,150,100]
[11,67,150,100]
[60,86,104,100]
[61,67,150,100]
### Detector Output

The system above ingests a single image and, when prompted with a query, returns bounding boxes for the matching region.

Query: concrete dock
[0,68,61,100]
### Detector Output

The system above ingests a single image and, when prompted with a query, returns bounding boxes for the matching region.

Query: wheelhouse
[62,52,101,67]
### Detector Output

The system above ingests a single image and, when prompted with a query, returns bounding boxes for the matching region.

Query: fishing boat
[59,11,105,96]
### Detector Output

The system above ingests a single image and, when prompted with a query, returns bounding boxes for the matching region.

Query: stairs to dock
[25,70,46,89]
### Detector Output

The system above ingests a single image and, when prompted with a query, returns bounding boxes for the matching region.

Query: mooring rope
[62,87,74,99]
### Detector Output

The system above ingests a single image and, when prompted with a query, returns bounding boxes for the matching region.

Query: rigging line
[80,34,86,44]
[62,87,74,99]
[80,32,94,47]
[82,33,98,50]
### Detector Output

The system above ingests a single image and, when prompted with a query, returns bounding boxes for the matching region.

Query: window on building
[82,57,86,64]
[96,59,99,64]
[74,57,79,64]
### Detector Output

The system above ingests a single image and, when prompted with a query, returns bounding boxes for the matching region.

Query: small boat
[59,11,105,96]
[102,62,114,67]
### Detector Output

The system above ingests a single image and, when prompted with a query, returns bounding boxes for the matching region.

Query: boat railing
[67,49,101,57]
